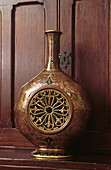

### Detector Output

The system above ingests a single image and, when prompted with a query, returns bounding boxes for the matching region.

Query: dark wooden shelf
[0,128,111,170]
[0,147,111,170]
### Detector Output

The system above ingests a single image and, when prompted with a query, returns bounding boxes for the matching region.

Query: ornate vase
[14,30,90,160]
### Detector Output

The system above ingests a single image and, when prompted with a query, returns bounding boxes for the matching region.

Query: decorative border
[27,85,72,134]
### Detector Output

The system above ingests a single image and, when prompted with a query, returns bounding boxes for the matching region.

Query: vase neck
[45,30,62,71]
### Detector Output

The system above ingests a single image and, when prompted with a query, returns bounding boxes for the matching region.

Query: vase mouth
[45,30,62,34]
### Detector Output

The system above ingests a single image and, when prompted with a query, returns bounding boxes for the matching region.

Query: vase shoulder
[21,69,83,95]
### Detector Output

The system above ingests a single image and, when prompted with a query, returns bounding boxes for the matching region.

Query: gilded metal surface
[31,148,72,160]
[45,30,61,71]
[45,30,62,34]
[28,87,72,134]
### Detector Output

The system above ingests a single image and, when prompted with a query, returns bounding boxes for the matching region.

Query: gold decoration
[28,87,72,134]
[31,148,72,160]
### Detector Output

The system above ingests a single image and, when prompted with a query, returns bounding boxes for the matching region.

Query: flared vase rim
[45,30,62,34]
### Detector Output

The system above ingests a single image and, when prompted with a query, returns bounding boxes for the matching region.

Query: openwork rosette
[28,87,72,133]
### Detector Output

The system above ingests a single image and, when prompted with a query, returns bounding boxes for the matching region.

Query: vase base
[31,148,72,160]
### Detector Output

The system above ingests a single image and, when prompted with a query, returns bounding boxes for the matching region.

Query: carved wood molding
[0,6,12,127]
[0,0,43,6]
[108,0,111,128]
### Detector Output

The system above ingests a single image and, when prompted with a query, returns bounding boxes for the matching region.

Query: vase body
[15,30,90,159]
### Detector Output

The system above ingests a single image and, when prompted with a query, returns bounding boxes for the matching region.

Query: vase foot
[31,148,72,160]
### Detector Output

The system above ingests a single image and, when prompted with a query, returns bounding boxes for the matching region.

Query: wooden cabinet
[0,0,111,169]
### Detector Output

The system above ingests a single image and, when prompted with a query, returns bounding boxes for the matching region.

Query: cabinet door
[74,0,111,154]
[0,0,59,129]
[0,0,111,160]
[55,0,111,156]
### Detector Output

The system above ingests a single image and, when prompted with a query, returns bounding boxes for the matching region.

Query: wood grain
[0,0,43,6]
[0,158,110,170]
[109,0,111,128]
[14,4,44,105]
[75,0,109,130]
[0,6,13,128]
[0,11,2,124]
[44,0,59,65]
[60,0,73,77]
[44,0,58,30]
[0,128,34,147]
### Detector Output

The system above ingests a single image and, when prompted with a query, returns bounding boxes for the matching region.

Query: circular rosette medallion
[28,87,72,134]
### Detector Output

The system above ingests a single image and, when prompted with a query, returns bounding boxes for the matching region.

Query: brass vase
[14,30,90,160]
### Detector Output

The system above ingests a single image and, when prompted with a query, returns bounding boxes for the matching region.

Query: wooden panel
[75,0,109,130]
[0,11,2,124]
[0,0,43,6]
[0,128,34,147]
[109,0,111,128]
[60,0,73,77]
[0,6,12,128]
[44,0,59,65]
[0,157,110,170]
[14,4,44,105]
[44,0,58,30]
